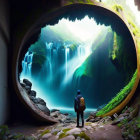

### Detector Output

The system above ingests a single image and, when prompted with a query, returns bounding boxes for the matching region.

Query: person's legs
[77,112,79,127]
[81,111,84,127]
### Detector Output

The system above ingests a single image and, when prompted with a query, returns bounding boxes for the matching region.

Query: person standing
[74,90,86,127]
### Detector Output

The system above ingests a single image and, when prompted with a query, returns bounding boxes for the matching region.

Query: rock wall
[0,0,9,125]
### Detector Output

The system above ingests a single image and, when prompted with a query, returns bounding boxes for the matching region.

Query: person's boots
[82,118,84,127]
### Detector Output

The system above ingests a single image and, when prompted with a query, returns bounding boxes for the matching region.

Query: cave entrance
[16,4,139,122]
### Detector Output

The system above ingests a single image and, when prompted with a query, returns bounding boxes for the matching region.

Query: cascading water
[20,51,34,79]
[20,16,132,113]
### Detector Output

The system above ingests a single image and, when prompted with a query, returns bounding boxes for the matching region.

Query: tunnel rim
[13,3,140,122]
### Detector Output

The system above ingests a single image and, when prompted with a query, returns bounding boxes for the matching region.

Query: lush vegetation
[0,125,35,140]
[29,39,47,75]
[66,0,95,5]
[96,70,137,116]
[117,117,140,139]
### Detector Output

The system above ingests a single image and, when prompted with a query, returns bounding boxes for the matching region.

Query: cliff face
[73,27,137,108]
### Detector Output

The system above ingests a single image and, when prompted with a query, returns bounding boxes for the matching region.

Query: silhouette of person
[74,90,86,127]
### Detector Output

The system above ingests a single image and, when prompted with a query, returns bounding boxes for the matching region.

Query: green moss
[62,128,71,133]
[73,132,90,140]
[53,131,58,135]
[111,32,119,60]
[0,125,9,140]
[112,4,123,14]
[96,70,137,116]
[59,132,69,139]
[40,129,50,137]
[117,118,128,128]
[65,0,94,5]
[29,40,46,56]
[58,128,71,139]
[32,53,46,66]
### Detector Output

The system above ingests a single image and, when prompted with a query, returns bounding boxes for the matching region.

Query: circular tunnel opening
[16,4,139,122]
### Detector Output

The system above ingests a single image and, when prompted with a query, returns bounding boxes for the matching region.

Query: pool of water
[51,107,97,119]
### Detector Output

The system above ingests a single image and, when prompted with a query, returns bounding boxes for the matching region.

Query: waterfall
[65,47,70,77]
[46,42,53,81]
[21,51,34,79]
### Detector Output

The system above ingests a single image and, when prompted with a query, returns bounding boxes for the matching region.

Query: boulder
[29,96,38,104]
[29,90,36,97]
[20,82,26,87]
[36,104,50,116]
[24,86,31,93]
[51,109,60,113]
[23,79,32,87]
[51,111,60,118]
[86,115,94,122]
[66,128,81,135]
[36,98,46,106]
[63,113,69,116]
[90,111,97,117]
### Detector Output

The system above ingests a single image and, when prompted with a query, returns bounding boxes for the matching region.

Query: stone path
[11,120,122,140]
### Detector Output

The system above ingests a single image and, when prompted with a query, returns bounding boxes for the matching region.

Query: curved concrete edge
[16,81,58,123]
[12,3,140,122]
[96,3,140,117]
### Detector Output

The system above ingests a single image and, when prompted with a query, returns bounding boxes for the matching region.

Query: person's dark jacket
[74,94,82,112]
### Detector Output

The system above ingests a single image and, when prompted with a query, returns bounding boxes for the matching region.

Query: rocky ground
[1,105,140,140]
[1,79,140,140]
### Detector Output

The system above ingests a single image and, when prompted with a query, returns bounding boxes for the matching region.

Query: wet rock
[23,79,32,87]
[36,104,50,116]
[99,116,112,123]
[24,86,31,93]
[36,98,46,106]
[63,113,69,116]
[20,82,26,87]
[30,96,38,103]
[86,115,94,122]
[29,90,36,97]
[51,109,60,113]
[51,111,60,118]
[90,111,97,117]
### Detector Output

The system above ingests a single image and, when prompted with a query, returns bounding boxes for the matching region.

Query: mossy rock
[62,128,71,133]
[59,132,69,139]
[40,129,50,137]
[73,132,90,140]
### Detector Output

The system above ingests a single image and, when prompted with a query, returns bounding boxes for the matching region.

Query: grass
[96,70,137,116]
